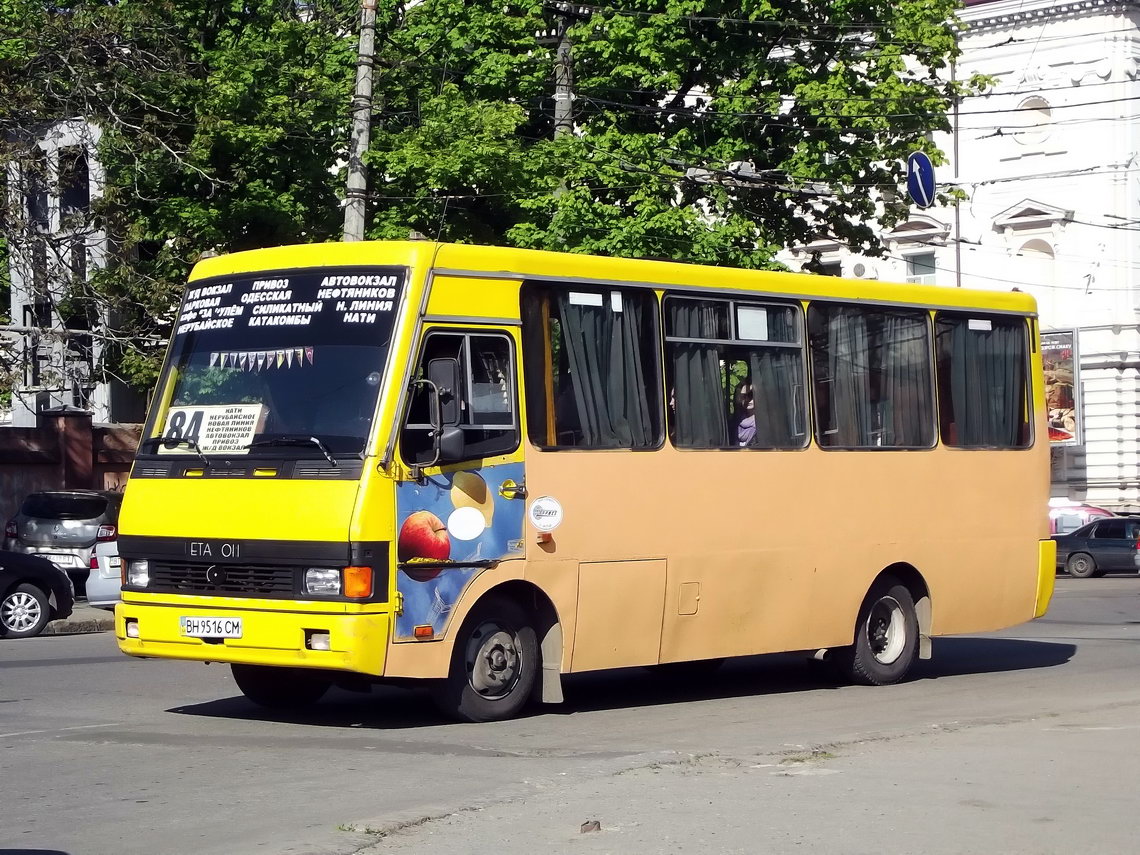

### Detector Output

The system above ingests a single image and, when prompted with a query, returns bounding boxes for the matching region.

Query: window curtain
[669,301,728,447]
[557,292,656,448]
[748,312,802,448]
[880,314,934,447]
[944,320,1024,446]
[825,307,875,446]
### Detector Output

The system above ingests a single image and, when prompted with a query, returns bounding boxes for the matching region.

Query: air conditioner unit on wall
[850,261,878,280]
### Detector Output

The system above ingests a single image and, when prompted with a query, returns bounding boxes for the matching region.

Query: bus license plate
[180,616,243,638]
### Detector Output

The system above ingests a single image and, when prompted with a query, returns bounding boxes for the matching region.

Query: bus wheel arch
[489,580,563,705]
[878,563,932,660]
[835,564,928,686]
[433,581,562,722]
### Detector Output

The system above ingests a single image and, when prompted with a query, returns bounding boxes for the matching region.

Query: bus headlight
[305,567,341,596]
[127,560,150,587]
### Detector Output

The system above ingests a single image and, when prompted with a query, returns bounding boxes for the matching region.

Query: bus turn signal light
[413,625,434,639]
[343,566,373,599]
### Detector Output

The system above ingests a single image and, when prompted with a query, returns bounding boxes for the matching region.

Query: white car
[85,540,121,611]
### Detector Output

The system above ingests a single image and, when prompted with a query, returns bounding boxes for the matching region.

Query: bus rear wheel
[231,664,331,709]
[432,596,538,723]
[835,579,918,686]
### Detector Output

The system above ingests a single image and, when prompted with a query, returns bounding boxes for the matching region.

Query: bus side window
[520,283,663,450]
[663,296,806,450]
[808,303,935,449]
[400,331,519,465]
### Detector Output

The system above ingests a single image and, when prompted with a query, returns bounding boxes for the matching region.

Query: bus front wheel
[835,579,918,686]
[432,596,538,723]
[231,664,331,709]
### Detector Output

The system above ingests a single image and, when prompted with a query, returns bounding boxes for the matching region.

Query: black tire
[431,595,538,723]
[230,664,331,709]
[0,583,52,639]
[1065,553,1097,579]
[834,579,919,686]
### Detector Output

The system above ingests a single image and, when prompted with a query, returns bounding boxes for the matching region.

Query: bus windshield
[146,266,404,457]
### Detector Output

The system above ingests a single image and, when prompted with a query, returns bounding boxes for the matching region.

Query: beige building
[785,0,1140,510]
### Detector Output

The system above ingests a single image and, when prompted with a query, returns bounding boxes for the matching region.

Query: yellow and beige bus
[116,240,1055,721]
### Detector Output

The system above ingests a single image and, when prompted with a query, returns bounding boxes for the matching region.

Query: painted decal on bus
[394,462,526,640]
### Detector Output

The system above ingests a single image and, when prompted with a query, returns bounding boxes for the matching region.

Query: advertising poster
[394,463,526,640]
[1041,330,1080,445]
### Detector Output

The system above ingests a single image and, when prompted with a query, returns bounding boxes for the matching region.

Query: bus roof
[190,240,1039,316]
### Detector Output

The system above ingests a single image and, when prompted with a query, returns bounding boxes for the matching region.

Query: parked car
[4,490,122,594]
[85,539,122,611]
[1053,517,1140,578]
[0,549,75,638]
[1049,500,1115,535]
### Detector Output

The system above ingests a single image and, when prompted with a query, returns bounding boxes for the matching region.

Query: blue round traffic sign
[906,151,936,209]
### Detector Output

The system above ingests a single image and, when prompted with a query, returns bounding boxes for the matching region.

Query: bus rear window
[935,313,1031,448]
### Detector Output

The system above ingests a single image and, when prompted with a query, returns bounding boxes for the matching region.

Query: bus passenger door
[393,327,526,641]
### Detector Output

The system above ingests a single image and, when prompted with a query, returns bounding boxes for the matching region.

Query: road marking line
[0,722,122,739]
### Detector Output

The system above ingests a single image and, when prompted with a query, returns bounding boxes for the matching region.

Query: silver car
[4,490,123,593]
[85,539,122,610]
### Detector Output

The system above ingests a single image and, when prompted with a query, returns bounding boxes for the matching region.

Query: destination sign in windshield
[173,268,406,344]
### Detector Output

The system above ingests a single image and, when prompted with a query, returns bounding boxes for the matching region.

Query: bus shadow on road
[558,637,1075,715]
[913,636,1076,679]
[166,638,1075,727]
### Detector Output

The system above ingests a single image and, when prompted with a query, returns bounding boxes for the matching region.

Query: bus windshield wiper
[246,436,338,466]
[138,436,210,466]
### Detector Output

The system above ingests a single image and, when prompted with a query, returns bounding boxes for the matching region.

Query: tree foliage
[0,0,973,396]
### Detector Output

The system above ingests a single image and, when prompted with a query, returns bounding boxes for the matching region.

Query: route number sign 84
[159,404,264,454]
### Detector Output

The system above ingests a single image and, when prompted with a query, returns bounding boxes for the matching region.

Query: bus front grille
[148,563,296,597]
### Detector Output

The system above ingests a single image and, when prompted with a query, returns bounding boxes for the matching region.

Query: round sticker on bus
[528,496,563,532]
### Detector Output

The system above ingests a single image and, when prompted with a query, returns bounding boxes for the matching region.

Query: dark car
[1052,517,1140,578]
[0,550,75,638]
[3,490,122,592]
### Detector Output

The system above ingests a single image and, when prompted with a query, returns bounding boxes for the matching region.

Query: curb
[43,613,116,635]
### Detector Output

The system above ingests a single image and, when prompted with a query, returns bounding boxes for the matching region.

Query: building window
[59,148,91,223]
[906,252,936,286]
[24,151,49,229]
[1013,97,1051,146]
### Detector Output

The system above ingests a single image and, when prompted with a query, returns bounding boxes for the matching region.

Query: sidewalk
[45,602,116,635]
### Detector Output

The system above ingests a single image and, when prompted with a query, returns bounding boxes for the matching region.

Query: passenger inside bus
[733,381,756,446]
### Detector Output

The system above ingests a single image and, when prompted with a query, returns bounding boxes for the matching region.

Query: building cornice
[962,0,1137,34]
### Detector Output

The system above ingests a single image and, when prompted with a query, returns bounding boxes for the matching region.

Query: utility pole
[540,3,582,139]
[343,0,377,242]
[951,60,962,287]
[553,23,573,138]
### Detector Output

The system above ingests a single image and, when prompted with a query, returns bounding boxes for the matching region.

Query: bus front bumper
[115,600,389,676]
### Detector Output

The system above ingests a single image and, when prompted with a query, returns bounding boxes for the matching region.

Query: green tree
[1,0,972,395]
[367,0,975,267]
[1,0,361,391]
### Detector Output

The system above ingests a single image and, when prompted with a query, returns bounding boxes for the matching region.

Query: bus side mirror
[438,426,465,462]
[427,357,461,426]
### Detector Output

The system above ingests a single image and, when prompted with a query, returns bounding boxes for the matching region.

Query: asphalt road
[2,576,1139,855]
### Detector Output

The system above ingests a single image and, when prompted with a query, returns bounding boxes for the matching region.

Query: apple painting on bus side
[393,463,526,639]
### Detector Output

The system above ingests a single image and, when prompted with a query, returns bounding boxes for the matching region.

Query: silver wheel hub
[466,623,521,699]
[867,596,906,665]
[3,592,43,632]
